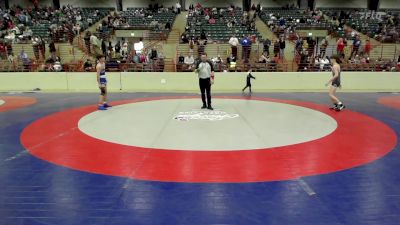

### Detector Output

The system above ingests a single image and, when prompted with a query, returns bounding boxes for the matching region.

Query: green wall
[0,72,399,92]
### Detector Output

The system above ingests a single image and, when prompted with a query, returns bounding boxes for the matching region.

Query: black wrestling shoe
[207,106,214,110]
[335,104,346,111]
[329,104,338,110]
[201,105,207,109]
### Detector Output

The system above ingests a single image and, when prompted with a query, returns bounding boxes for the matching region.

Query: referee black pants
[199,78,211,107]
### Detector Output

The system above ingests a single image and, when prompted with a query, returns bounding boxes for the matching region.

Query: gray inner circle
[78,99,337,151]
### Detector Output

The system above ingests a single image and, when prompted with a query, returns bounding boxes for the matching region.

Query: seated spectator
[178,53,184,63]
[149,47,158,61]
[272,54,279,63]
[20,27,33,40]
[184,51,195,70]
[258,52,270,63]
[320,56,330,71]
[5,31,16,43]
[181,33,189,43]
[84,59,93,71]
[53,60,62,72]
[227,53,236,64]
[90,33,99,48]
[165,22,171,30]
[200,30,207,43]
[19,50,30,65]
[208,17,216,24]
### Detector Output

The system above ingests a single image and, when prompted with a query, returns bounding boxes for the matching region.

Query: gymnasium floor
[0,92,399,225]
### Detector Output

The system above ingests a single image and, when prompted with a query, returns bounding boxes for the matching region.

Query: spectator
[115,41,121,55]
[121,39,128,57]
[108,41,114,59]
[181,32,189,43]
[21,27,33,40]
[165,21,171,30]
[197,39,206,58]
[336,37,345,55]
[350,36,361,59]
[39,38,45,60]
[279,37,286,59]
[273,40,280,57]
[49,40,56,59]
[228,34,239,59]
[200,29,207,43]
[134,38,144,55]
[178,53,184,63]
[263,38,271,56]
[176,2,181,14]
[149,47,158,60]
[320,56,330,71]
[258,52,270,63]
[184,51,195,70]
[364,39,371,57]
[90,32,99,50]
[84,59,93,71]
[84,32,91,54]
[241,36,252,62]
[320,37,328,58]
[19,50,30,66]
[186,36,195,49]
[101,40,107,56]
[8,53,15,64]
[272,54,279,63]
[227,53,236,65]
[32,36,40,60]
[53,60,62,72]
[0,42,6,59]
[208,17,216,24]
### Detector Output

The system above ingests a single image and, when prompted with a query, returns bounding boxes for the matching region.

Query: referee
[196,53,215,110]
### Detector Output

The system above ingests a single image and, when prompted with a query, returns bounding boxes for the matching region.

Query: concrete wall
[315,0,367,8]
[380,0,400,9]
[0,72,399,92]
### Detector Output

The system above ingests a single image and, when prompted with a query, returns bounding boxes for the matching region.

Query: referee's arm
[208,60,215,80]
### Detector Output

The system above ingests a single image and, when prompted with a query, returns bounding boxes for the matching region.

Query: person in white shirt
[228,34,239,58]
[176,2,181,14]
[195,53,215,110]
[121,40,128,57]
[134,38,144,55]
[184,51,195,70]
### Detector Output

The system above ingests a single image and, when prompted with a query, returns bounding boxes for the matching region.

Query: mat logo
[174,110,239,121]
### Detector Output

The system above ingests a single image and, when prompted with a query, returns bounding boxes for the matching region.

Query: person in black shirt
[178,53,184,63]
[84,59,93,71]
[242,69,256,93]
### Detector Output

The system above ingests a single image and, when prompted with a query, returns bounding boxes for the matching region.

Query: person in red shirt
[336,38,345,55]
[364,39,372,57]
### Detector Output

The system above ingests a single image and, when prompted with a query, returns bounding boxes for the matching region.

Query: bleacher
[259,8,330,38]
[185,8,262,42]
[31,8,112,40]
[120,8,176,30]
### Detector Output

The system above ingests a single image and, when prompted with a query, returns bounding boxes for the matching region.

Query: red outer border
[377,96,400,110]
[0,96,37,112]
[20,96,397,183]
